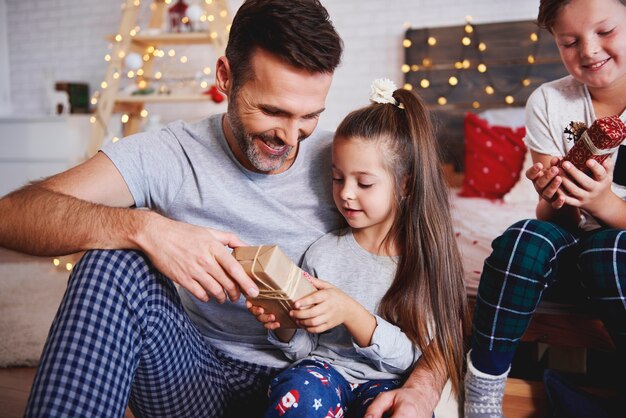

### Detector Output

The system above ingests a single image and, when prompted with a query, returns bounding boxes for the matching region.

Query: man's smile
[256,135,291,156]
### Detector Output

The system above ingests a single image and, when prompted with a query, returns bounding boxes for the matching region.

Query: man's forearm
[0,183,148,256]
[403,350,447,410]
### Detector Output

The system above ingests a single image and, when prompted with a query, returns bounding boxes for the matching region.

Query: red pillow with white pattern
[459,112,527,199]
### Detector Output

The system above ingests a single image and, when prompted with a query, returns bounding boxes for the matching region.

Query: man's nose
[278,120,302,147]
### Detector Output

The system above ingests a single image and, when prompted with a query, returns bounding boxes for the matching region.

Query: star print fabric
[264,359,400,417]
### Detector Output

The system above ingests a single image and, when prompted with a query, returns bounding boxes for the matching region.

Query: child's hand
[557,158,614,214]
[245,299,281,331]
[526,157,565,207]
[290,278,357,334]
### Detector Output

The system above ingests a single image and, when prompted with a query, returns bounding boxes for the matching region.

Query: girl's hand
[526,157,565,207]
[245,299,281,331]
[557,159,614,214]
[291,278,357,334]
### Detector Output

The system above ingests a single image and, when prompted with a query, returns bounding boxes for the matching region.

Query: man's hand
[138,214,259,303]
[0,152,260,303]
[365,386,434,418]
[365,344,445,418]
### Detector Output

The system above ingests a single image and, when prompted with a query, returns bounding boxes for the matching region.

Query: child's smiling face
[552,0,626,91]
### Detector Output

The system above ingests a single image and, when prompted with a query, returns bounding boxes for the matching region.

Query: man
[0,1,445,416]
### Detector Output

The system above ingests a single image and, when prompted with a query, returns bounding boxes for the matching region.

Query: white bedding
[449,190,537,297]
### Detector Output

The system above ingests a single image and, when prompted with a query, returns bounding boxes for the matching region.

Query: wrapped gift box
[233,245,316,328]
[561,115,626,173]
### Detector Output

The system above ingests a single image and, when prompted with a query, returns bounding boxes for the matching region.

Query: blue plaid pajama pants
[265,359,401,418]
[471,219,626,375]
[25,249,280,418]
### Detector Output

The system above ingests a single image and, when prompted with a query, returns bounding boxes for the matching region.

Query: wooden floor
[0,367,545,418]
[503,378,548,418]
[0,367,135,418]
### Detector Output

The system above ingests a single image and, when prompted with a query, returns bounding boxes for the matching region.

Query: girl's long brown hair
[335,89,469,395]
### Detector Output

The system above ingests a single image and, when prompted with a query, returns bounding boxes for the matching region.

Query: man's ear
[215,56,231,97]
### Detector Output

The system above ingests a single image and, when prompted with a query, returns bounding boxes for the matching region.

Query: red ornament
[168,0,190,33]
[204,85,225,103]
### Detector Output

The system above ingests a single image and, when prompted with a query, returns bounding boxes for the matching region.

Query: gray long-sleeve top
[268,229,422,383]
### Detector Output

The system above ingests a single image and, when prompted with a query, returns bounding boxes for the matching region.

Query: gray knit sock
[464,351,509,418]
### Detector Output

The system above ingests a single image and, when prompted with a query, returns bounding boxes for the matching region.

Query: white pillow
[503,150,537,203]
[479,107,526,128]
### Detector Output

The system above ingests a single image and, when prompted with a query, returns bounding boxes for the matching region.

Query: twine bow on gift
[249,246,304,306]
[578,129,621,156]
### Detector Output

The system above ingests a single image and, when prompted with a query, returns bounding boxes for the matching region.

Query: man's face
[224,49,333,174]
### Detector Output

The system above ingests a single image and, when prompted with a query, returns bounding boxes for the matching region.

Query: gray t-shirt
[525,75,626,230]
[101,113,342,368]
[268,229,421,383]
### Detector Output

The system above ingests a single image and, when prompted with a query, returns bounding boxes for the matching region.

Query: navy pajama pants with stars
[264,359,400,418]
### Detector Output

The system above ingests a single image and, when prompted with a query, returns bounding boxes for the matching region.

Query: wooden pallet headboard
[403,19,569,172]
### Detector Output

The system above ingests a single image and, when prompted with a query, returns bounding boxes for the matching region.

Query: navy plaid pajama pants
[471,219,626,375]
[265,359,400,418]
[25,249,280,418]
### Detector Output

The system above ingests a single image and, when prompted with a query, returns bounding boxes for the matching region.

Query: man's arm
[364,344,446,418]
[0,152,258,302]
[0,152,139,255]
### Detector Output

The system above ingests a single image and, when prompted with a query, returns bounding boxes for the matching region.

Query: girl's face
[331,136,397,240]
[552,0,626,91]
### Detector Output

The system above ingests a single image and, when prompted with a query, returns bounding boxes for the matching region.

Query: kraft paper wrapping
[233,245,316,328]
[561,115,626,173]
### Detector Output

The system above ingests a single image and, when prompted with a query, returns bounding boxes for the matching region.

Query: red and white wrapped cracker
[560,115,626,172]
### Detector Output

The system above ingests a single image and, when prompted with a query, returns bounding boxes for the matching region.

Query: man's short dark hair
[225,0,343,91]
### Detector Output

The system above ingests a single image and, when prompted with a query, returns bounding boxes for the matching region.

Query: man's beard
[227,98,293,173]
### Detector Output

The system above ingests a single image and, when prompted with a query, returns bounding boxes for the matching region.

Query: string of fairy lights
[54,0,230,272]
[87,0,230,143]
[400,17,543,108]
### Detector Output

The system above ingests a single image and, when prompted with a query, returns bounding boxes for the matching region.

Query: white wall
[0,0,11,115]
[5,0,540,130]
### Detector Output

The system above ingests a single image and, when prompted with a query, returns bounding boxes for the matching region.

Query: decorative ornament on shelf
[185,4,204,32]
[131,87,155,96]
[124,52,143,71]
[168,0,190,33]
[204,85,225,103]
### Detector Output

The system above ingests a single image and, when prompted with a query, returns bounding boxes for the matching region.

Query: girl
[249,79,468,418]
[465,1,626,417]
